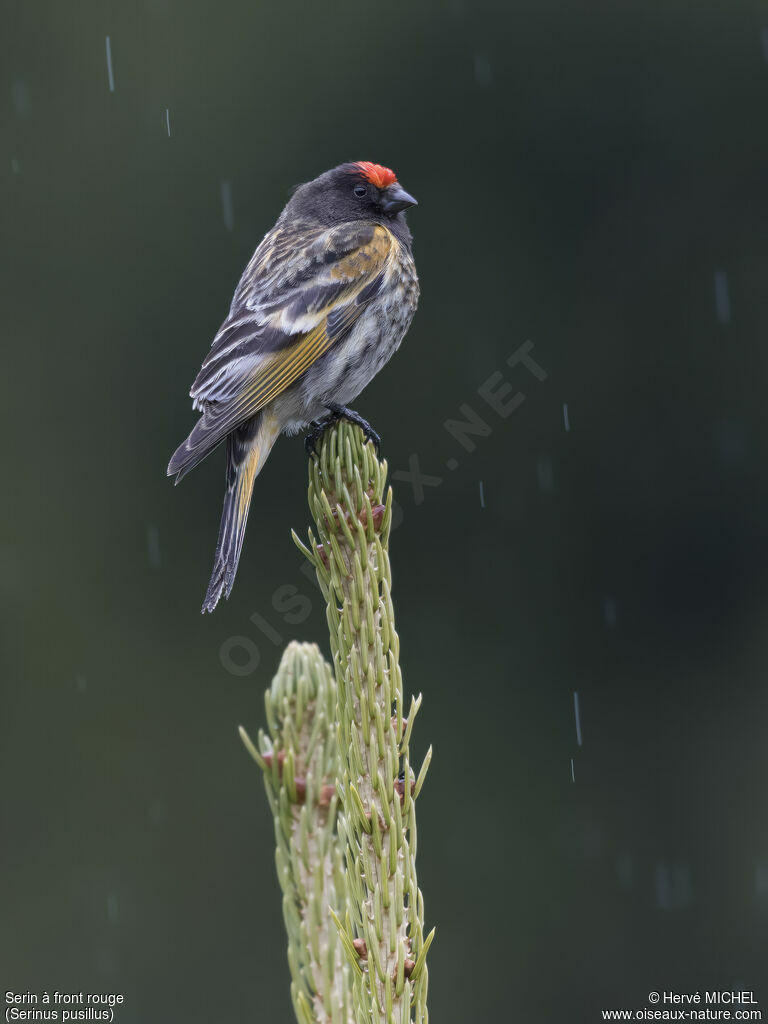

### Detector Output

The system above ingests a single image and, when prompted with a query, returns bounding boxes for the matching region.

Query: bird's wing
[192,220,391,408]
[169,221,392,477]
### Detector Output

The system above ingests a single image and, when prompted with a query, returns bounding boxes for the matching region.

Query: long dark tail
[201,412,280,614]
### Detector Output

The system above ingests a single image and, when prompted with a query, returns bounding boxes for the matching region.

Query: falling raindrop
[616,854,635,889]
[12,78,30,117]
[148,799,168,825]
[716,420,747,464]
[756,861,768,902]
[654,863,672,909]
[221,180,234,232]
[573,691,583,746]
[474,54,492,88]
[536,454,554,493]
[105,36,115,93]
[165,108,171,137]
[654,862,692,908]
[147,525,161,568]
[107,894,119,923]
[563,403,570,432]
[714,270,731,325]
[570,758,575,783]
[674,863,693,907]
[479,480,485,508]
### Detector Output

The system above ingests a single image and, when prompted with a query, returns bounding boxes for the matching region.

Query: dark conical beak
[381,182,418,214]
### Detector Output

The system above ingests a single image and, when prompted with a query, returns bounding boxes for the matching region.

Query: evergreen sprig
[240,641,355,1024]
[293,422,434,1024]
[241,421,433,1024]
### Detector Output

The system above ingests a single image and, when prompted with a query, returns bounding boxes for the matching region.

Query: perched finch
[167,161,419,613]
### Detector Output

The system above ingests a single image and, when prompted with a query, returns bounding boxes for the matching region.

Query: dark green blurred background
[3,0,768,1019]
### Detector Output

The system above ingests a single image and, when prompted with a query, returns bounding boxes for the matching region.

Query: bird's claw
[304,407,382,458]
[327,404,382,456]
[304,421,323,456]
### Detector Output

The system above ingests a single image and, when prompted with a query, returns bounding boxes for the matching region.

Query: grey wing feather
[167,219,388,481]
[190,220,378,409]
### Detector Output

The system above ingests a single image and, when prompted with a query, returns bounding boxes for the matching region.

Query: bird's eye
[353,185,367,198]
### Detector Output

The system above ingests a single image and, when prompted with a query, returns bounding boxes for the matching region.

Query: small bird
[167,161,419,613]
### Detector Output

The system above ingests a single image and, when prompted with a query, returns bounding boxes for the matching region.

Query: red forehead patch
[354,161,398,188]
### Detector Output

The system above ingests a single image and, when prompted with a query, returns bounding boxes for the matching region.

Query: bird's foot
[304,420,326,456]
[304,406,382,457]
[326,404,381,455]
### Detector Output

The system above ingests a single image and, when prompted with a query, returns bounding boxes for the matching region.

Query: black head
[284,162,418,235]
